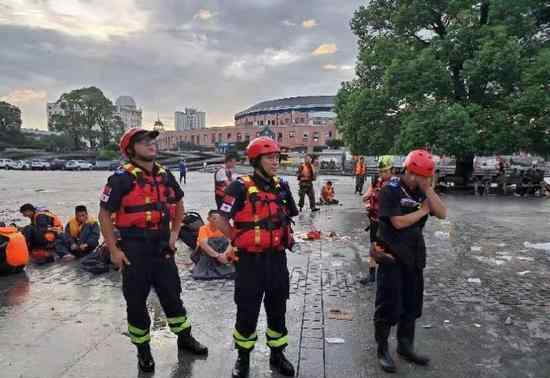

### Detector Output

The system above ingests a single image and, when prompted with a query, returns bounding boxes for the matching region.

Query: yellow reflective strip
[131,334,151,344]
[170,321,191,334]
[267,335,288,348]
[233,330,257,341]
[128,324,148,336]
[266,328,283,339]
[167,316,188,324]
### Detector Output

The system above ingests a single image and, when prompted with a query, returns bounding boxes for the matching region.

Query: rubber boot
[270,349,295,376]
[177,328,208,355]
[368,267,376,283]
[136,343,155,373]
[396,320,430,365]
[232,349,250,378]
[375,322,396,373]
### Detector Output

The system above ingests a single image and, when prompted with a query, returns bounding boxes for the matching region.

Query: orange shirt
[197,223,225,244]
[321,185,334,201]
[355,161,366,176]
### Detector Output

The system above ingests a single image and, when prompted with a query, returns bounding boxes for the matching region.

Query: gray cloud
[0,0,363,129]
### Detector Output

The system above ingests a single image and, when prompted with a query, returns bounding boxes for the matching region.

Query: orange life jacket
[298,163,314,182]
[67,217,97,239]
[355,161,366,176]
[321,185,335,202]
[214,166,233,198]
[115,163,177,229]
[33,210,63,242]
[232,176,292,253]
[0,227,29,268]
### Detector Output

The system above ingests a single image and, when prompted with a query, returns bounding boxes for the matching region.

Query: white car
[31,159,51,170]
[7,160,23,170]
[0,158,15,169]
[65,160,93,170]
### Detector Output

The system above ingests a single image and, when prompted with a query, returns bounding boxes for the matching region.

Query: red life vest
[0,227,29,268]
[367,176,390,221]
[115,163,178,229]
[232,176,292,253]
[214,166,233,198]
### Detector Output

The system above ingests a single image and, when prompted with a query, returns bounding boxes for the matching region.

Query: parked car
[50,159,67,170]
[7,160,23,170]
[19,160,31,170]
[0,158,15,169]
[65,160,94,170]
[31,159,51,170]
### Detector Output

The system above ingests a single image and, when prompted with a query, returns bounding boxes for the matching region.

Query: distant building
[175,108,206,131]
[115,96,142,130]
[158,96,338,152]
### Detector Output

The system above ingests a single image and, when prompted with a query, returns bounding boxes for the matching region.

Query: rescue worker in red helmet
[212,136,299,378]
[98,128,207,373]
[373,150,447,373]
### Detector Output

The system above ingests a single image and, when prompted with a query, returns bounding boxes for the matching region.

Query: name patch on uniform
[100,185,112,203]
[223,195,236,206]
[220,203,232,213]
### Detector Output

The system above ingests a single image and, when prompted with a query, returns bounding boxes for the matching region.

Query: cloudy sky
[0,0,363,130]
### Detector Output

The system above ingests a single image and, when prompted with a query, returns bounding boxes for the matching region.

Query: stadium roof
[235,96,335,119]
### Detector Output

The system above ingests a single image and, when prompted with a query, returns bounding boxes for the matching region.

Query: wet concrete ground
[0,170,549,378]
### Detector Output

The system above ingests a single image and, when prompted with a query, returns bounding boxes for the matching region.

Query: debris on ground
[444,320,451,324]
[422,324,433,329]
[327,308,353,321]
[473,323,481,328]
[303,230,322,240]
[467,278,482,284]
[325,338,345,344]
[524,242,550,251]
[517,271,531,276]
[505,316,513,325]
[471,246,482,252]
[434,231,450,239]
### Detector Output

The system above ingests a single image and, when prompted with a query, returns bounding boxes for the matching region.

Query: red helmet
[404,149,435,177]
[246,137,280,161]
[119,128,159,158]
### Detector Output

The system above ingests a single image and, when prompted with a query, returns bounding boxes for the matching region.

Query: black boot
[177,329,208,355]
[375,322,396,373]
[136,343,155,373]
[232,349,250,378]
[270,349,295,376]
[396,320,429,365]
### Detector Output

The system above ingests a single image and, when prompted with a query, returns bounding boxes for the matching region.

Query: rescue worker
[360,155,394,285]
[59,205,100,258]
[19,203,64,262]
[297,154,320,212]
[215,153,238,209]
[320,181,339,205]
[212,137,299,378]
[179,159,187,184]
[0,222,29,275]
[373,150,447,373]
[355,156,367,195]
[98,128,207,373]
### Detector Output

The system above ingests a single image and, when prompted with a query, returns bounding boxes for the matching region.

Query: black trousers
[215,195,224,210]
[355,175,366,194]
[374,263,424,326]
[233,250,290,352]
[298,182,316,210]
[121,237,190,345]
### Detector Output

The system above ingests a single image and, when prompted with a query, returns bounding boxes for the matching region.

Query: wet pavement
[0,170,549,378]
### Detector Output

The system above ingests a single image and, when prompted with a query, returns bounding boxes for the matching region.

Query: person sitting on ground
[0,222,29,275]
[191,210,235,280]
[320,181,339,205]
[59,205,100,258]
[19,203,64,262]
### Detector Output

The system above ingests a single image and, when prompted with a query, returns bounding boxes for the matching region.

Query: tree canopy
[336,0,550,158]
[49,87,123,150]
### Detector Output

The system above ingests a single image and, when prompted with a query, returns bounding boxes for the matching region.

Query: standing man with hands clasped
[371,149,447,373]
[98,128,207,373]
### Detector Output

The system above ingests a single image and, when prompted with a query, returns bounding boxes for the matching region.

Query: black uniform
[375,176,428,326]
[100,165,190,346]
[219,173,299,352]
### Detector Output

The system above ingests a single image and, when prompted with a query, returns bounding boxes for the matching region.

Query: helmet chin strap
[252,158,272,179]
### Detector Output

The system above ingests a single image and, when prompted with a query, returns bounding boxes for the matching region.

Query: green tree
[49,87,118,150]
[0,101,26,147]
[337,0,550,158]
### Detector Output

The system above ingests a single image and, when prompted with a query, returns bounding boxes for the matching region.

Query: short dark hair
[208,209,221,217]
[19,203,35,213]
[326,181,333,185]
[75,205,88,214]
[225,153,237,163]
